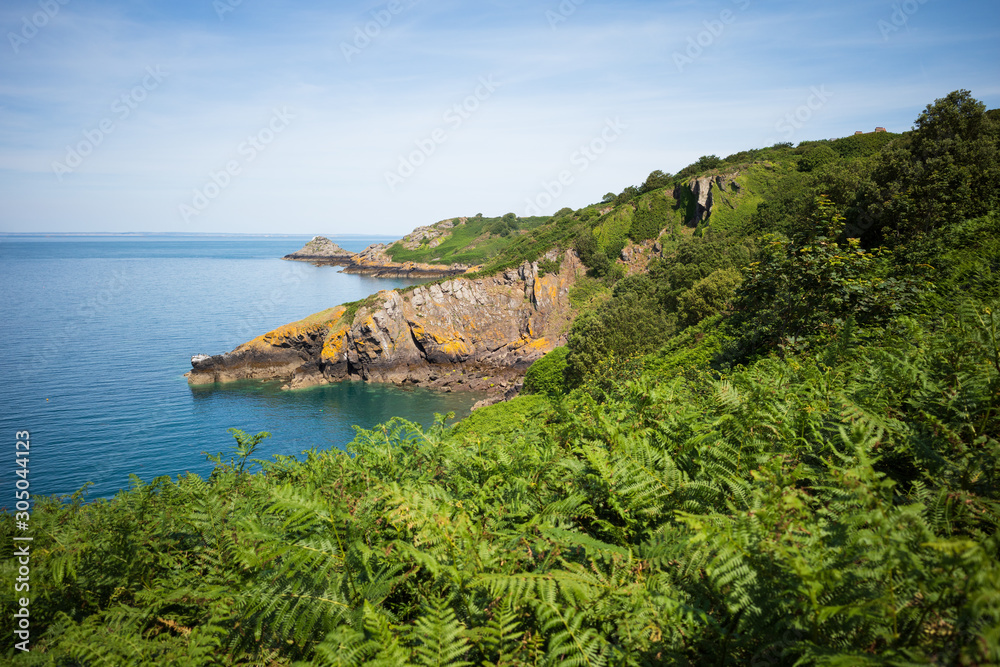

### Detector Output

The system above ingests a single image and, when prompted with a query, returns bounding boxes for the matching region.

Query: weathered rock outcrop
[283,236,470,279]
[675,173,742,226]
[282,236,355,263]
[397,218,464,250]
[188,250,584,393]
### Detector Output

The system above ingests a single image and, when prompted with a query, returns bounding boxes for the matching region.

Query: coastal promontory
[189,249,584,393]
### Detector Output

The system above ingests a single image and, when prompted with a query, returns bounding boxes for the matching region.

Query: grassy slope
[384,216,549,266]
[703,160,795,233]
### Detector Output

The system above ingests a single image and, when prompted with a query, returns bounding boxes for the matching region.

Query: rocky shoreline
[282,236,472,279]
[187,250,583,398]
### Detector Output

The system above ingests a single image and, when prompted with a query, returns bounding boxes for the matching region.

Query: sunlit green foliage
[629,193,673,242]
[564,231,756,385]
[523,347,570,398]
[6,298,996,665]
[858,89,1000,244]
[730,195,926,357]
[3,91,998,666]
[387,215,550,266]
[675,267,742,327]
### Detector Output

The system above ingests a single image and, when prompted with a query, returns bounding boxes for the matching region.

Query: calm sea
[0,235,485,503]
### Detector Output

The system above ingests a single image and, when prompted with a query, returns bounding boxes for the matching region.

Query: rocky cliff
[283,236,470,279]
[188,250,585,393]
[675,173,742,227]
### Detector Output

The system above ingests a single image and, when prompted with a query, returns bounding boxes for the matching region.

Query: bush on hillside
[629,196,671,242]
[522,346,570,397]
[676,267,742,327]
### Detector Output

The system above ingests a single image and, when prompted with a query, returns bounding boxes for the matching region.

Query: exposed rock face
[187,307,344,386]
[283,236,470,279]
[472,383,523,411]
[676,173,742,226]
[188,250,585,393]
[398,218,463,250]
[340,242,470,278]
[282,236,354,263]
[689,176,714,226]
[619,238,662,276]
[341,262,470,279]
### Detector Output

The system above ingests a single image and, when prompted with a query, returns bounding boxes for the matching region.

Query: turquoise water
[0,235,486,502]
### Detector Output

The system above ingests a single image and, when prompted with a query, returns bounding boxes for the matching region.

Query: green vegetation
[563,229,756,384]
[536,256,562,277]
[522,347,570,398]
[567,275,610,311]
[591,204,633,257]
[341,292,385,323]
[467,211,596,278]
[385,215,549,266]
[628,192,674,242]
[4,91,999,665]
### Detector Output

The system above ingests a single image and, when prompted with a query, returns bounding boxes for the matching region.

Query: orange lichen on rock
[533,273,561,307]
[527,337,551,350]
[437,339,471,358]
[410,320,471,360]
[320,321,352,363]
[239,306,347,352]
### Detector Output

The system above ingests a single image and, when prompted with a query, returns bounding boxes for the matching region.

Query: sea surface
[0,235,486,503]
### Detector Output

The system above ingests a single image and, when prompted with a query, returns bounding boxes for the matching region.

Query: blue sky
[0,0,997,235]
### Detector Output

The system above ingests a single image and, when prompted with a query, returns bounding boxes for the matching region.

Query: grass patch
[568,276,611,312]
[450,393,552,443]
[386,216,550,266]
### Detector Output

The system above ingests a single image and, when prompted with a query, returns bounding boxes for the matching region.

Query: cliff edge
[188,249,584,393]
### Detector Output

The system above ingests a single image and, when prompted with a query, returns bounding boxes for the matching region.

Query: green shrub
[676,267,742,327]
[593,205,633,258]
[449,393,551,443]
[730,195,925,357]
[829,130,900,158]
[798,144,838,172]
[523,347,570,397]
[565,283,674,386]
[537,257,562,277]
[568,276,611,311]
[629,195,671,242]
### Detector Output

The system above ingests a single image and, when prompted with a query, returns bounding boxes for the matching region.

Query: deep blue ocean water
[0,235,486,503]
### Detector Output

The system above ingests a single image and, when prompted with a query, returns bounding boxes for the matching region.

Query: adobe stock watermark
[878,0,930,40]
[214,0,243,21]
[179,107,295,223]
[673,0,751,73]
[51,66,168,181]
[228,262,311,348]
[546,0,585,29]
[341,0,417,63]
[384,75,500,192]
[770,86,833,142]
[7,0,70,54]
[523,117,627,216]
